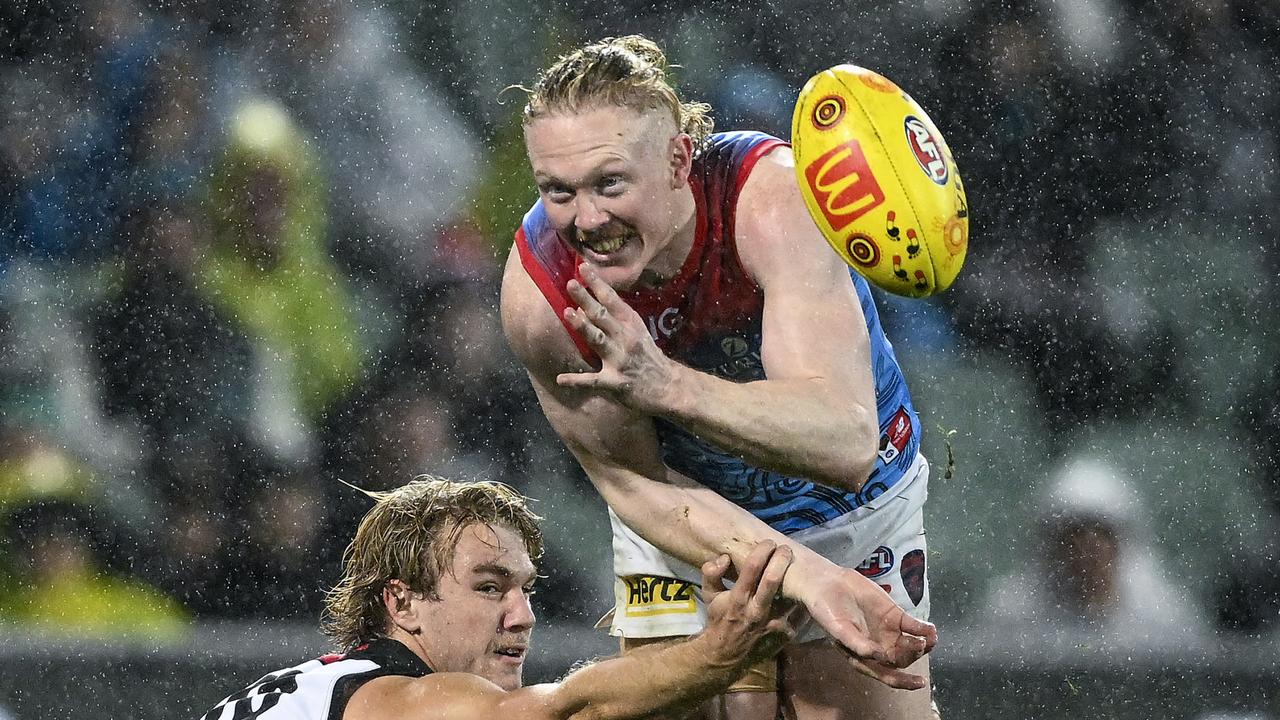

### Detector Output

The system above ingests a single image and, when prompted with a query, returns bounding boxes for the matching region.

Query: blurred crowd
[0,0,1277,647]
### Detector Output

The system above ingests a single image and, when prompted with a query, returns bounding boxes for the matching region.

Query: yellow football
[791,65,968,298]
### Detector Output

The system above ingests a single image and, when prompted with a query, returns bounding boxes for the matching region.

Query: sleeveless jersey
[515,131,921,534]
[198,638,431,720]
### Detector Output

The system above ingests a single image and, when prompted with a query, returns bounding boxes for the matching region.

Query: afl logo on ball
[904,116,948,185]
[856,546,895,579]
[812,95,845,129]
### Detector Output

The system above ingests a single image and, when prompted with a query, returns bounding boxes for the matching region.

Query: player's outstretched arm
[345,542,801,720]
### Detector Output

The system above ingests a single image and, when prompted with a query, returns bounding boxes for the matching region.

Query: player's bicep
[737,148,872,383]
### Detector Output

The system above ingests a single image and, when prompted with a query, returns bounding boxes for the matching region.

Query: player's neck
[637,188,697,290]
[385,626,437,671]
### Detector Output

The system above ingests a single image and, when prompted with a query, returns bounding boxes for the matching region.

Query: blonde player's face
[413,523,537,690]
[525,105,691,291]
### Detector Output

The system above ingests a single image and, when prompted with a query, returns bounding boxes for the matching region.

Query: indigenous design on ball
[846,234,880,268]
[892,255,928,294]
[812,95,846,129]
[856,70,902,95]
[943,215,967,256]
[903,116,949,185]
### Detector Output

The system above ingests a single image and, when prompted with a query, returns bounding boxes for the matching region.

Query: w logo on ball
[803,139,886,231]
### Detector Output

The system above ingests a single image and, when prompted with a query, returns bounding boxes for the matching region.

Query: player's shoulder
[500,245,585,377]
[345,672,506,720]
[737,142,797,211]
[732,142,847,287]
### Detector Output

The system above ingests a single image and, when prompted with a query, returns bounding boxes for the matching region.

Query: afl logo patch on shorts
[622,575,698,617]
[856,545,895,579]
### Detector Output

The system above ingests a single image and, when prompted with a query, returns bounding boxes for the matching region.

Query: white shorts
[604,453,931,641]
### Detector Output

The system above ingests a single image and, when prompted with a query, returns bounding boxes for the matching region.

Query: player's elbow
[817,414,879,492]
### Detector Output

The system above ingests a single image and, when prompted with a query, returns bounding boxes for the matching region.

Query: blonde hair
[520,35,714,150]
[322,476,543,649]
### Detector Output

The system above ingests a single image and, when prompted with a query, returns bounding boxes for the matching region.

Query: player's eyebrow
[534,161,628,187]
[472,562,538,584]
[472,563,514,578]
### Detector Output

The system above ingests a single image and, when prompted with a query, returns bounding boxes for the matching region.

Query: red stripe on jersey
[515,225,595,363]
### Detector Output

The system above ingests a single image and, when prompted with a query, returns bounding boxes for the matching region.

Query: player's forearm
[546,635,743,720]
[591,466,835,607]
[650,364,879,492]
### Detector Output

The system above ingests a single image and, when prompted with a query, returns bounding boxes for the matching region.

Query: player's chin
[595,265,645,291]
[489,664,523,691]
[586,249,650,288]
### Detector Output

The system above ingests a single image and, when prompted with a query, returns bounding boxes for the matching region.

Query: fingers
[732,540,777,602]
[562,304,611,355]
[747,545,793,618]
[900,615,938,652]
[576,263,628,317]
[566,265,625,336]
[701,554,731,596]
[883,632,928,668]
[825,618,889,665]
[846,657,928,691]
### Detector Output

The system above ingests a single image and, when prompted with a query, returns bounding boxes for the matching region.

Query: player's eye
[541,184,573,202]
[476,583,502,595]
[598,176,624,194]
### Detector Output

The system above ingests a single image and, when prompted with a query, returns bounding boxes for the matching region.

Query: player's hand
[802,566,937,690]
[557,263,678,413]
[699,541,806,667]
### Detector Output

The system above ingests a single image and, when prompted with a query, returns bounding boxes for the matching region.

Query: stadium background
[0,0,1277,717]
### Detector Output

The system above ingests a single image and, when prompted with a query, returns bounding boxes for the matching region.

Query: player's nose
[573,195,609,232]
[504,591,536,633]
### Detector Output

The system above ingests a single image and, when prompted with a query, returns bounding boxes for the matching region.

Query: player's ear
[383,580,421,633]
[669,133,694,188]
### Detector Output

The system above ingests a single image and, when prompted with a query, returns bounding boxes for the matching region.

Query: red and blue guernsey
[516,131,921,535]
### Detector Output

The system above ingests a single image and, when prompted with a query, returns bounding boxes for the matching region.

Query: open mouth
[584,235,626,254]
[576,224,637,259]
[494,646,526,659]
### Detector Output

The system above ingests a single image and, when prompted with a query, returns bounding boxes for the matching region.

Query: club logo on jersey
[812,95,846,129]
[645,307,684,341]
[721,336,750,359]
[803,139,886,232]
[857,546,895,579]
[904,116,949,185]
[622,575,698,617]
[877,406,913,464]
[901,549,926,607]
